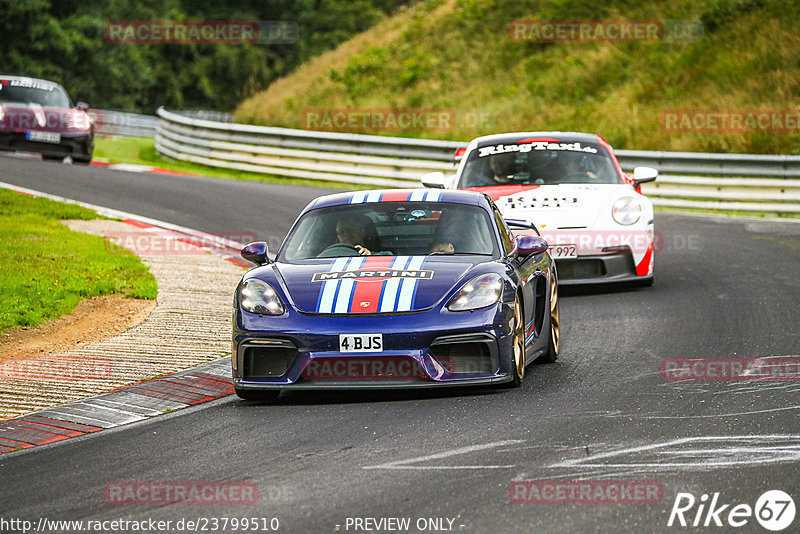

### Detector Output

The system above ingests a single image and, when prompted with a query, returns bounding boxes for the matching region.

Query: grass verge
[93,137,371,190]
[0,189,157,331]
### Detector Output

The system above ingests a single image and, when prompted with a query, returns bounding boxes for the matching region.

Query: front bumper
[232,305,519,390]
[0,131,93,159]
[556,250,651,285]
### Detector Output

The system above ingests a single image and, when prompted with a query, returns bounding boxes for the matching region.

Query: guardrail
[90,110,158,138]
[91,109,232,138]
[155,107,800,213]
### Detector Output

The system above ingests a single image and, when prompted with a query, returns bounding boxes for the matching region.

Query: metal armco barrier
[155,107,800,213]
[90,110,158,138]
[91,109,232,138]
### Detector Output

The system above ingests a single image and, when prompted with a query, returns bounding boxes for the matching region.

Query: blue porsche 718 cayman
[232,189,560,399]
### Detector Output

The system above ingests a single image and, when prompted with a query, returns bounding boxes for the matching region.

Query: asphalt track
[1,156,800,533]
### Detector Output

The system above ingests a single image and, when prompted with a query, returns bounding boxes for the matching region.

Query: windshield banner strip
[349,190,442,204]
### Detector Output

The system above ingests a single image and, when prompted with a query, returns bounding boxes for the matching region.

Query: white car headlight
[447,274,503,312]
[612,196,642,226]
[240,279,284,315]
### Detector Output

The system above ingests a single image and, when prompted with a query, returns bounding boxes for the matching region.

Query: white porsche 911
[422,132,658,286]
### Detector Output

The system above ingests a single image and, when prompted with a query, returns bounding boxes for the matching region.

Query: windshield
[0,80,72,108]
[279,201,499,261]
[457,141,622,187]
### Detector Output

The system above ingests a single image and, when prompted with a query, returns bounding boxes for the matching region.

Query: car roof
[305,189,492,212]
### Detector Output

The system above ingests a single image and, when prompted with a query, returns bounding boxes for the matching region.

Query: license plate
[549,244,577,259]
[339,333,383,353]
[26,131,61,144]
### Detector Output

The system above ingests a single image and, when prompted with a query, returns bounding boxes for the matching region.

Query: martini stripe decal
[315,256,429,314]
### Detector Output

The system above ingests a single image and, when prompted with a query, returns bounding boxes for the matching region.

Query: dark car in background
[0,75,94,164]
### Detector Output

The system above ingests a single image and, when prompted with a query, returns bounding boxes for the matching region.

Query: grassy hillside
[235,0,800,154]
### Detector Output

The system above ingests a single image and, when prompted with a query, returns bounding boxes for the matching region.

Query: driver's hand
[355,245,372,256]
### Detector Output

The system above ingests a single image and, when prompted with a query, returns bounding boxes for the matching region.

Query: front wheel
[538,271,560,363]
[505,295,526,387]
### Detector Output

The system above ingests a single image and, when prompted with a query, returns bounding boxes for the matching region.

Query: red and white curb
[89,160,199,176]
[0,182,260,454]
[0,358,232,453]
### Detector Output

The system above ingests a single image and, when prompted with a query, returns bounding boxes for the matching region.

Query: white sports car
[422,132,658,286]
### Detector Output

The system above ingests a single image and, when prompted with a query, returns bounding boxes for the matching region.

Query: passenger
[430,241,455,254]
[430,208,490,254]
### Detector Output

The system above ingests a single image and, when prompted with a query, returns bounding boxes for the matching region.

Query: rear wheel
[539,272,560,363]
[506,294,526,387]
[234,387,281,401]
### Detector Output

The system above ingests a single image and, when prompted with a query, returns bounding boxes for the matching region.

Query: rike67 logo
[668,490,795,531]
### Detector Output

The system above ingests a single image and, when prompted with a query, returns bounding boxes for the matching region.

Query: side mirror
[515,235,548,257]
[76,102,90,111]
[241,241,271,265]
[420,171,449,189]
[632,166,658,189]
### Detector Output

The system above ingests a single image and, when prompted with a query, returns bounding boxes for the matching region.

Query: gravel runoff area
[0,219,245,421]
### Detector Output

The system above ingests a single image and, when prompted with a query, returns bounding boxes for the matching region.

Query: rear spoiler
[505,218,540,236]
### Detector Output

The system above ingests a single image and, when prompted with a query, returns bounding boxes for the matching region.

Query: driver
[489,153,516,184]
[335,215,375,255]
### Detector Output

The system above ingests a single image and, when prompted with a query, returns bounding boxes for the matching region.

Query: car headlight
[612,196,642,225]
[447,274,503,312]
[240,279,284,315]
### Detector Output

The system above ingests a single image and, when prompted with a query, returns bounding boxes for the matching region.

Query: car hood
[272,256,481,314]
[468,183,634,229]
[0,103,92,132]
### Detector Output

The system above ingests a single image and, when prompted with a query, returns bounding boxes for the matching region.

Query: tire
[538,271,560,364]
[505,294,526,388]
[234,387,281,401]
[42,155,65,162]
[72,157,91,165]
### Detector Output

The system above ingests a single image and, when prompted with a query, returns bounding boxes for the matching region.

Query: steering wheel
[317,242,360,258]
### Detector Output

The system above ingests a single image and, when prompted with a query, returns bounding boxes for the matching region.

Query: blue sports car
[232,189,560,399]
